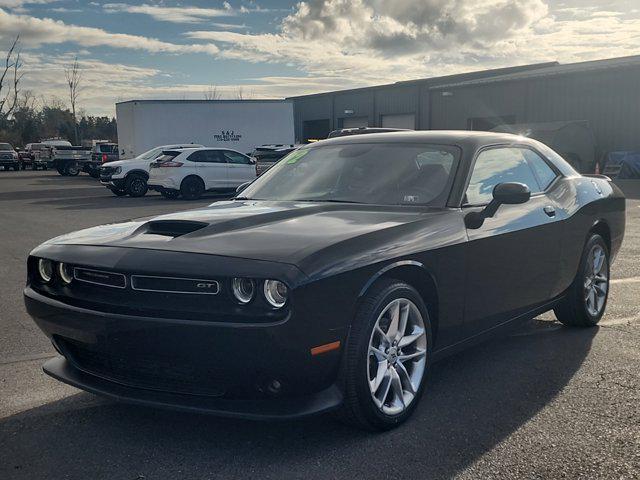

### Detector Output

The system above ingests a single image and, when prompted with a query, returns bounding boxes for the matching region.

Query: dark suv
[251,144,297,176]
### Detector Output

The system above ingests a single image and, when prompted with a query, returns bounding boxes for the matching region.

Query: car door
[194,150,228,190]
[462,146,562,337]
[222,150,256,187]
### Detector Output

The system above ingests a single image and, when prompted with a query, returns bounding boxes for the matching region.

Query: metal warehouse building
[289,55,640,171]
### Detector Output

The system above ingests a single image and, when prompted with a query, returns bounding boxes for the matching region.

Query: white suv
[148,147,256,200]
[100,144,203,197]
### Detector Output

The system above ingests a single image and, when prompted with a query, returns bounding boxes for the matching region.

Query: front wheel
[125,174,148,197]
[337,279,432,431]
[554,234,610,327]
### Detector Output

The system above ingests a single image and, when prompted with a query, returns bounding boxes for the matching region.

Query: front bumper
[0,159,18,167]
[100,176,125,190]
[44,356,342,419]
[24,284,346,419]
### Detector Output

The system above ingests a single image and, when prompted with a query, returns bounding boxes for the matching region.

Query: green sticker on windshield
[286,150,308,164]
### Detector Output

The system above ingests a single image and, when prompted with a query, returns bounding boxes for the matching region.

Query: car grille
[58,337,228,397]
[0,153,14,160]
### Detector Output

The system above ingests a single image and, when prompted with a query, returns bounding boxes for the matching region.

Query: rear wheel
[125,174,148,197]
[65,164,80,176]
[180,176,205,200]
[554,234,610,327]
[160,189,180,199]
[337,279,432,431]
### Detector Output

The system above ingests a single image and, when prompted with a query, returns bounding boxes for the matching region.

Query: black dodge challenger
[24,131,625,430]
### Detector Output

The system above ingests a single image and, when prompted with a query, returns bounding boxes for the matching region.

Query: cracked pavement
[0,171,638,479]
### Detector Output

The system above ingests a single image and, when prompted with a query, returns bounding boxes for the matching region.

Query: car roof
[310,130,537,149]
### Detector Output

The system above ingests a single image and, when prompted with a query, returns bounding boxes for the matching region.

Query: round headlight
[263,280,288,308]
[38,259,53,283]
[232,277,255,304]
[58,263,73,284]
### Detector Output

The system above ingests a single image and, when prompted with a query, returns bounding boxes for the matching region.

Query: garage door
[342,116,369,128]
[381,114,415,129]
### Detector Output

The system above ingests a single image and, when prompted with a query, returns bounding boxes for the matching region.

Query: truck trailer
[116,100,295,159]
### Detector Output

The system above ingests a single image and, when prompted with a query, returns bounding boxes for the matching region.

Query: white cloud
[102,3,235,24]
[187,0,640,86]
[0,8,220,55]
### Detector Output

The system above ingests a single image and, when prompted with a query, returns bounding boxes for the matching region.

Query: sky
[0,0,639,116]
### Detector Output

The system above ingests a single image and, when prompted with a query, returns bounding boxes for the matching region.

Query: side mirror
[236,181,251,194]
[465,182,530,229]
[492,182,531,205]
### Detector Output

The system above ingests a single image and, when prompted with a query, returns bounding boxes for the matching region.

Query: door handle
[543,205,556,217]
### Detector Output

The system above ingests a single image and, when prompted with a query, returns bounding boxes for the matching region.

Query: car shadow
[0,319,595,479]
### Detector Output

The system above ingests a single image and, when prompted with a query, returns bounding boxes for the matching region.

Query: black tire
[554,234,610,327]
[180,176,205,200]
[336,278,433,431]
[160,189,180,199]
[109,188,127,197]
[65,164,80,176]
[125,174,148,197]
[31,163,37,171]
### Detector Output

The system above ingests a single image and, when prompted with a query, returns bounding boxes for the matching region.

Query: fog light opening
[267,379,282,395]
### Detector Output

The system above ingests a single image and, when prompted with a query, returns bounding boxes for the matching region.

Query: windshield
[137,146,165,161]
[0,143,13,150]
[241,142,460,206]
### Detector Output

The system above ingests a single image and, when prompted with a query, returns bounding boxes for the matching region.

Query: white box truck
[116,100,295,159]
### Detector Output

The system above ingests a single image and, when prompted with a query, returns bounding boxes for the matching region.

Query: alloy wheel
[367,298,427,416]
[584,244,608,316]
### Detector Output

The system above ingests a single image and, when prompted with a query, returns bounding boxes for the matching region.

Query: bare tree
[65,57,82,144]
[204,84,221,100]
[0,35,23,120]
[235,86,245,100]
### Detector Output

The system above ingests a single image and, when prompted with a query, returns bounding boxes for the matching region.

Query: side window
[188,150,223,163]
[223,151,251,164]
[465,148,540,205]
[522,149,557,190]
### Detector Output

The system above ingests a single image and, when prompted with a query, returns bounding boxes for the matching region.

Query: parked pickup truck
[0,143,20,171]
[85,143,119,178]
[41,141,93,176]
[22,143,49,170]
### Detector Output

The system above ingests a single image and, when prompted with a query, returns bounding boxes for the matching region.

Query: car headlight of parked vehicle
[264,280,288,308]
[232,277,255,304]
[58,263,73,284]
[113,166,122,174]
[37,259,53,283]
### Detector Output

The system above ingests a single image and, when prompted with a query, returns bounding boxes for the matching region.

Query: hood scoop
[137,220,209,238]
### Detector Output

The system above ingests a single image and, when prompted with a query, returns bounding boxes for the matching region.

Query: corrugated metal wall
[293,64,640,153]
[430,66,640,153]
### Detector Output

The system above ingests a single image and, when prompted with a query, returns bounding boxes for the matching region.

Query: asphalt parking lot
[1,170,639,479]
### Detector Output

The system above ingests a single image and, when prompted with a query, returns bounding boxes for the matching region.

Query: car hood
[105,158,148,169]
[39,200,463,274]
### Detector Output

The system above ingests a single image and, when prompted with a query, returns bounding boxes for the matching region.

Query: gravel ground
[0,170,638,479]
